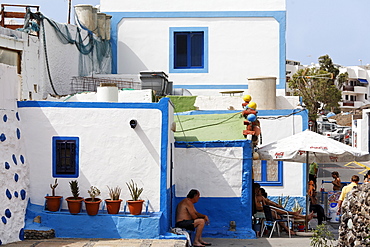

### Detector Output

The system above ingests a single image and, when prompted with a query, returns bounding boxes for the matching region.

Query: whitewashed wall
[174,147,243,197]
[19,106,164,212]
[40,22,82,97]
[115,17,279,89]
[258,111,304,196]
[0,64,29,245]
[353,110,369,152]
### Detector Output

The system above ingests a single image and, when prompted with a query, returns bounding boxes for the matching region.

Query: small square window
[253,160,283,186]
[169,27,208,73]
[52,137,79,178]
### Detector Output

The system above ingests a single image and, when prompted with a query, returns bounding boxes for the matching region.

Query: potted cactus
[105,186,122,214]
[45,179,62,212]
[65,180,84,214]
[84,186,101,216]
[126,180,144,215]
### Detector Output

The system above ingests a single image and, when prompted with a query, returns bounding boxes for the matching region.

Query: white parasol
[257,129,369,163]
[256,129,370,217]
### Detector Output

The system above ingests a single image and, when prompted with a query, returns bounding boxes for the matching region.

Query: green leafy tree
[289,55,346,127]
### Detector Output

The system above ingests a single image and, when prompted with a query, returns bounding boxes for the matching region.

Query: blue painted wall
[174,140,256,239]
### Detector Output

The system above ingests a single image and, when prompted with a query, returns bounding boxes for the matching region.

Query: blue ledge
[26,203,165,239]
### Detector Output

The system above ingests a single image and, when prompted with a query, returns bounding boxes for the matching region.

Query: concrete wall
[0,64,29,245]
[0,27,41,101]
[0,19,111,101]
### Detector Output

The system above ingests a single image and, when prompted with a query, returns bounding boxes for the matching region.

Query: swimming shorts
[175,219,195,231]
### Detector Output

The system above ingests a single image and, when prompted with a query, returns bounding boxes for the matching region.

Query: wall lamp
[130,119,138,129]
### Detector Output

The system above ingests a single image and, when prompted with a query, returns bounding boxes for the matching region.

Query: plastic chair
[261,205,292,238]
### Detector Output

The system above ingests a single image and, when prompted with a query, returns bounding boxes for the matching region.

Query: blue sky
[287,0,370,66]
[9,0,370,66]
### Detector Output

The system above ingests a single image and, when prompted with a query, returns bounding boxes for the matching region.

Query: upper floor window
[52,137,79,178]
[169,27,208,73]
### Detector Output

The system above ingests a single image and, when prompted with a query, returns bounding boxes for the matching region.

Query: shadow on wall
[118,42,148,74]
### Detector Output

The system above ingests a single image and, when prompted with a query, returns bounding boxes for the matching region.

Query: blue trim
[52,136,79,178]
[255,160,283,186]
[175,139,247,148]
[176,108,309,132]
[107,11,286,89]
[169,27,208,73]
[173,84,248,89]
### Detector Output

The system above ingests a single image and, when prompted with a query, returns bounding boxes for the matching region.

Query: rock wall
[0,64,29,245]
[337,183,370,247]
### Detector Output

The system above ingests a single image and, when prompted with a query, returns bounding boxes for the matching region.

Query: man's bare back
[176,198,195,222]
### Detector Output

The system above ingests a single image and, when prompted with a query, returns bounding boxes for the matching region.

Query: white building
[339,66,370,112]
[100,0,287,96]
[0,1,315,244]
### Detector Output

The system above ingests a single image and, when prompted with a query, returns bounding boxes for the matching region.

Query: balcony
[340,101,364,109]
[343,85,354,91]
[342,101,354,106]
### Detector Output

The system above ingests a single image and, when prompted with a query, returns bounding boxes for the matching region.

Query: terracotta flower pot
[45,196,62,212]
[127,200,144,215]
[105,199,122,214]
[66,197,84,214]
[84,198,102,216]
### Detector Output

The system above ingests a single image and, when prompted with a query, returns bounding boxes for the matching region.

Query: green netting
[19,11,112,95]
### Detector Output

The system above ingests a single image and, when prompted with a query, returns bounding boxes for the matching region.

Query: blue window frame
[52,136,79,178]
[253,160,283,186]
[169,27,208,73]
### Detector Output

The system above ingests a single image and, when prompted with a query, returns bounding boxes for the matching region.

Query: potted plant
[126,179,144,215]
[65,180,84,214]
[105,186,122,214]
[84,186,101,216]
[45,179,62,212]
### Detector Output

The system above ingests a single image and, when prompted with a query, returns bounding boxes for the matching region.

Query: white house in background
[286,59,370,113]
[339,66,370,112]
[99,0,287,96]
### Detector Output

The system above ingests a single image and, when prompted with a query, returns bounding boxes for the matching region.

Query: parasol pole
[305,151,310,231]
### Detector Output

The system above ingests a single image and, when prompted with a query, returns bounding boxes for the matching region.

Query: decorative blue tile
[19,228,24,240]
[14,173,19,182]
[3,114,7,122]
[20,155,25,164]
[14,191,18,198]
[12,155,17,165]
[16,128,20,139]
[20,190,26,200]
[6,189,12,199]
[16,112,20,121]
[1,216,6,224]
[0,133,6,142]
[5,209,11,218]
[4,162,10,170]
